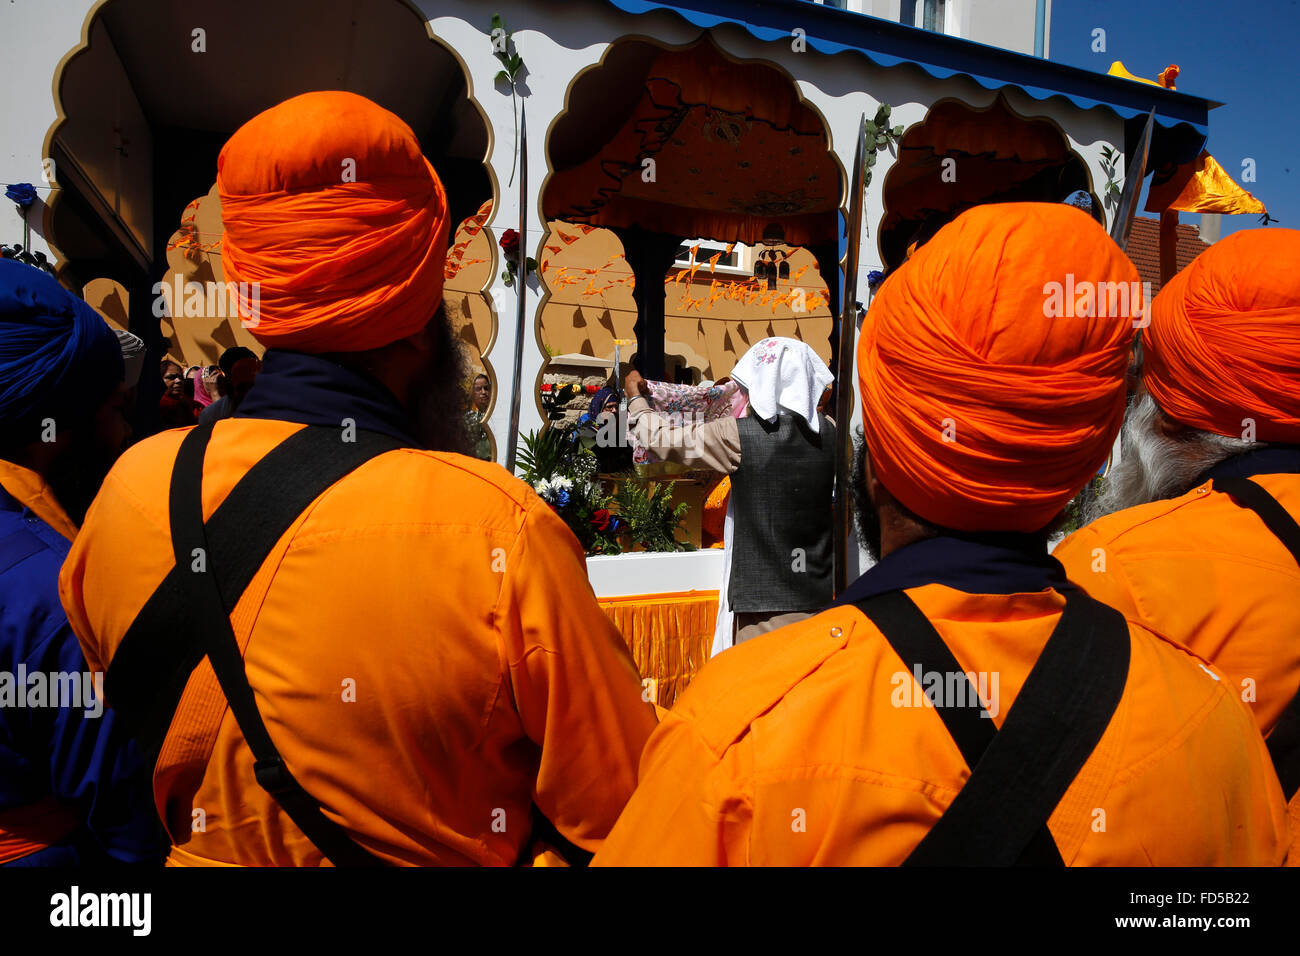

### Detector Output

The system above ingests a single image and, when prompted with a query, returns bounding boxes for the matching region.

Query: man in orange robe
[1056,227,1300,846]
[594,204,1289,866]
[59,92,656,866]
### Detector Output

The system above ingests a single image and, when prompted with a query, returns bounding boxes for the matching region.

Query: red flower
[499,229,520,256]
[592,508,613,532]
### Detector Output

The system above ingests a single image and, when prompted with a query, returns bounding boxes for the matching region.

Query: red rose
[592,508,612,531]
[499,229,520,255]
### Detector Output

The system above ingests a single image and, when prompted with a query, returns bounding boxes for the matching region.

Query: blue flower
[555,489,571,508]
[5,183,38,210]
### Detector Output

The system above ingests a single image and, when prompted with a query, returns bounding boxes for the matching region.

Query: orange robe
[59,420,658,866]
[1055,472,1300,853]
[593,584,1289,865]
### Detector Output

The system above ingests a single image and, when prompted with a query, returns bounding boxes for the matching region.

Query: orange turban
[1143,228,1300,442]
[859,203,1138,532]
[218,91,449,354]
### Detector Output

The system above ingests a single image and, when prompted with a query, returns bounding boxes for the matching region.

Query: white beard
[1083,392,1258,526]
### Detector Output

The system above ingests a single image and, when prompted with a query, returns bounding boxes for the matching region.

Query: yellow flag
[1145,151,1266,216]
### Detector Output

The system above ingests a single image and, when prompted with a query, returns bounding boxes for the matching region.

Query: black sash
[1215,477,1300,801]
[108,420,401,866]
[855,588,1130,865]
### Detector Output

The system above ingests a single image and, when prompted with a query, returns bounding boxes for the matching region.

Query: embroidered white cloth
[730,337,833,433]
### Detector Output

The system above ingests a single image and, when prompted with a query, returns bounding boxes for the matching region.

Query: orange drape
[600,591,718,708]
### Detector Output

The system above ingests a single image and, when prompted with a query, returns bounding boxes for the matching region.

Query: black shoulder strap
[108,419,402,867]
[1215,476,1300,800]
[856,588,1130,866]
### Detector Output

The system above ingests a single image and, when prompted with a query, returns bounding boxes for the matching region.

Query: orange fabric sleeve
[593,710,752,866]
[497,498,659,853]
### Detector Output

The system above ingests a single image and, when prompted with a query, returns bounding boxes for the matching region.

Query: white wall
[962,0,1044,56]
[0,1,110,262]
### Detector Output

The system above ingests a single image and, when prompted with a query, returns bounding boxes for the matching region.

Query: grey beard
[1083,392,1261,526]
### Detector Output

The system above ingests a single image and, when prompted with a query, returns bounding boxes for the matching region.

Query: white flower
[552,476,574,491]
[534,477,556,502]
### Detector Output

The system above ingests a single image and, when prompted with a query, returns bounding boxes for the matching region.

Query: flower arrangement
[518,425,624,555]
[517,422,693,555]
[613,479,692,553]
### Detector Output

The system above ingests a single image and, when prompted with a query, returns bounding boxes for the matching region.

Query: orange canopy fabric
[218,91,449,354]
[1144,228,1300,442]
[1145,151,1266,216]
[859,203,1138,532]
[543,41,837,247]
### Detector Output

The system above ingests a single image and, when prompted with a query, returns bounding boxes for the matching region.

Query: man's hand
[623,369,645,398]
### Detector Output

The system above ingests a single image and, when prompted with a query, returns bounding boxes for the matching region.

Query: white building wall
[0,2,107,263]
[961,0,1045,56]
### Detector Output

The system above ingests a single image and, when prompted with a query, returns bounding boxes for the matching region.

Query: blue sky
[1050,0,1298,237]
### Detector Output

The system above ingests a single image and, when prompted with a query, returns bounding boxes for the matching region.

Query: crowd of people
[0,90,1296,867]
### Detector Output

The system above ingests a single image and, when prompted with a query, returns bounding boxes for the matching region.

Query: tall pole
[833,115,867,596]
[505,100,529,473]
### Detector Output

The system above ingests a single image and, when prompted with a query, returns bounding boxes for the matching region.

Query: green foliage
[517,425,623,555]
[614,480,693,553]
[502,256,539,287]
[1100,145,1122,211]
[518,424,695,555]
[489,14,527,187]
[862,103,904,188]
[516,426,566,486]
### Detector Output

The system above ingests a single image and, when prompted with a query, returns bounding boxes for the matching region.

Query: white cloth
[730,337,833,433]
[710,496,736,658]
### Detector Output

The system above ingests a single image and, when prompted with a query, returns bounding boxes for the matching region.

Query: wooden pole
[1159,210,1179,288]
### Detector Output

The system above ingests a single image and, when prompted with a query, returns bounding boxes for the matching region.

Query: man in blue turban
[0,259,164,865]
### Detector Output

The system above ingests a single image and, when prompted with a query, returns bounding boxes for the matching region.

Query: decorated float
[2,0,1265,705]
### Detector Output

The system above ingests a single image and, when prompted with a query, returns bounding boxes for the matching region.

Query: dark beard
[851,433,883,564]
[407,307,472,456]
[45,431,119,526]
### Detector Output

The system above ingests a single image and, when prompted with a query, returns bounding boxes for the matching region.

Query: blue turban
[588,386,618,417]
[0,259,123,428]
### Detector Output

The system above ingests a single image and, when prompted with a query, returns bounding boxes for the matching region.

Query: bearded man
[59,92,656,867]
[594,204,1289,866]
[1057,227,1300,846]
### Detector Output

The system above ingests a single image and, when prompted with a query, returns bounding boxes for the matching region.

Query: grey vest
[729,411,835,613]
